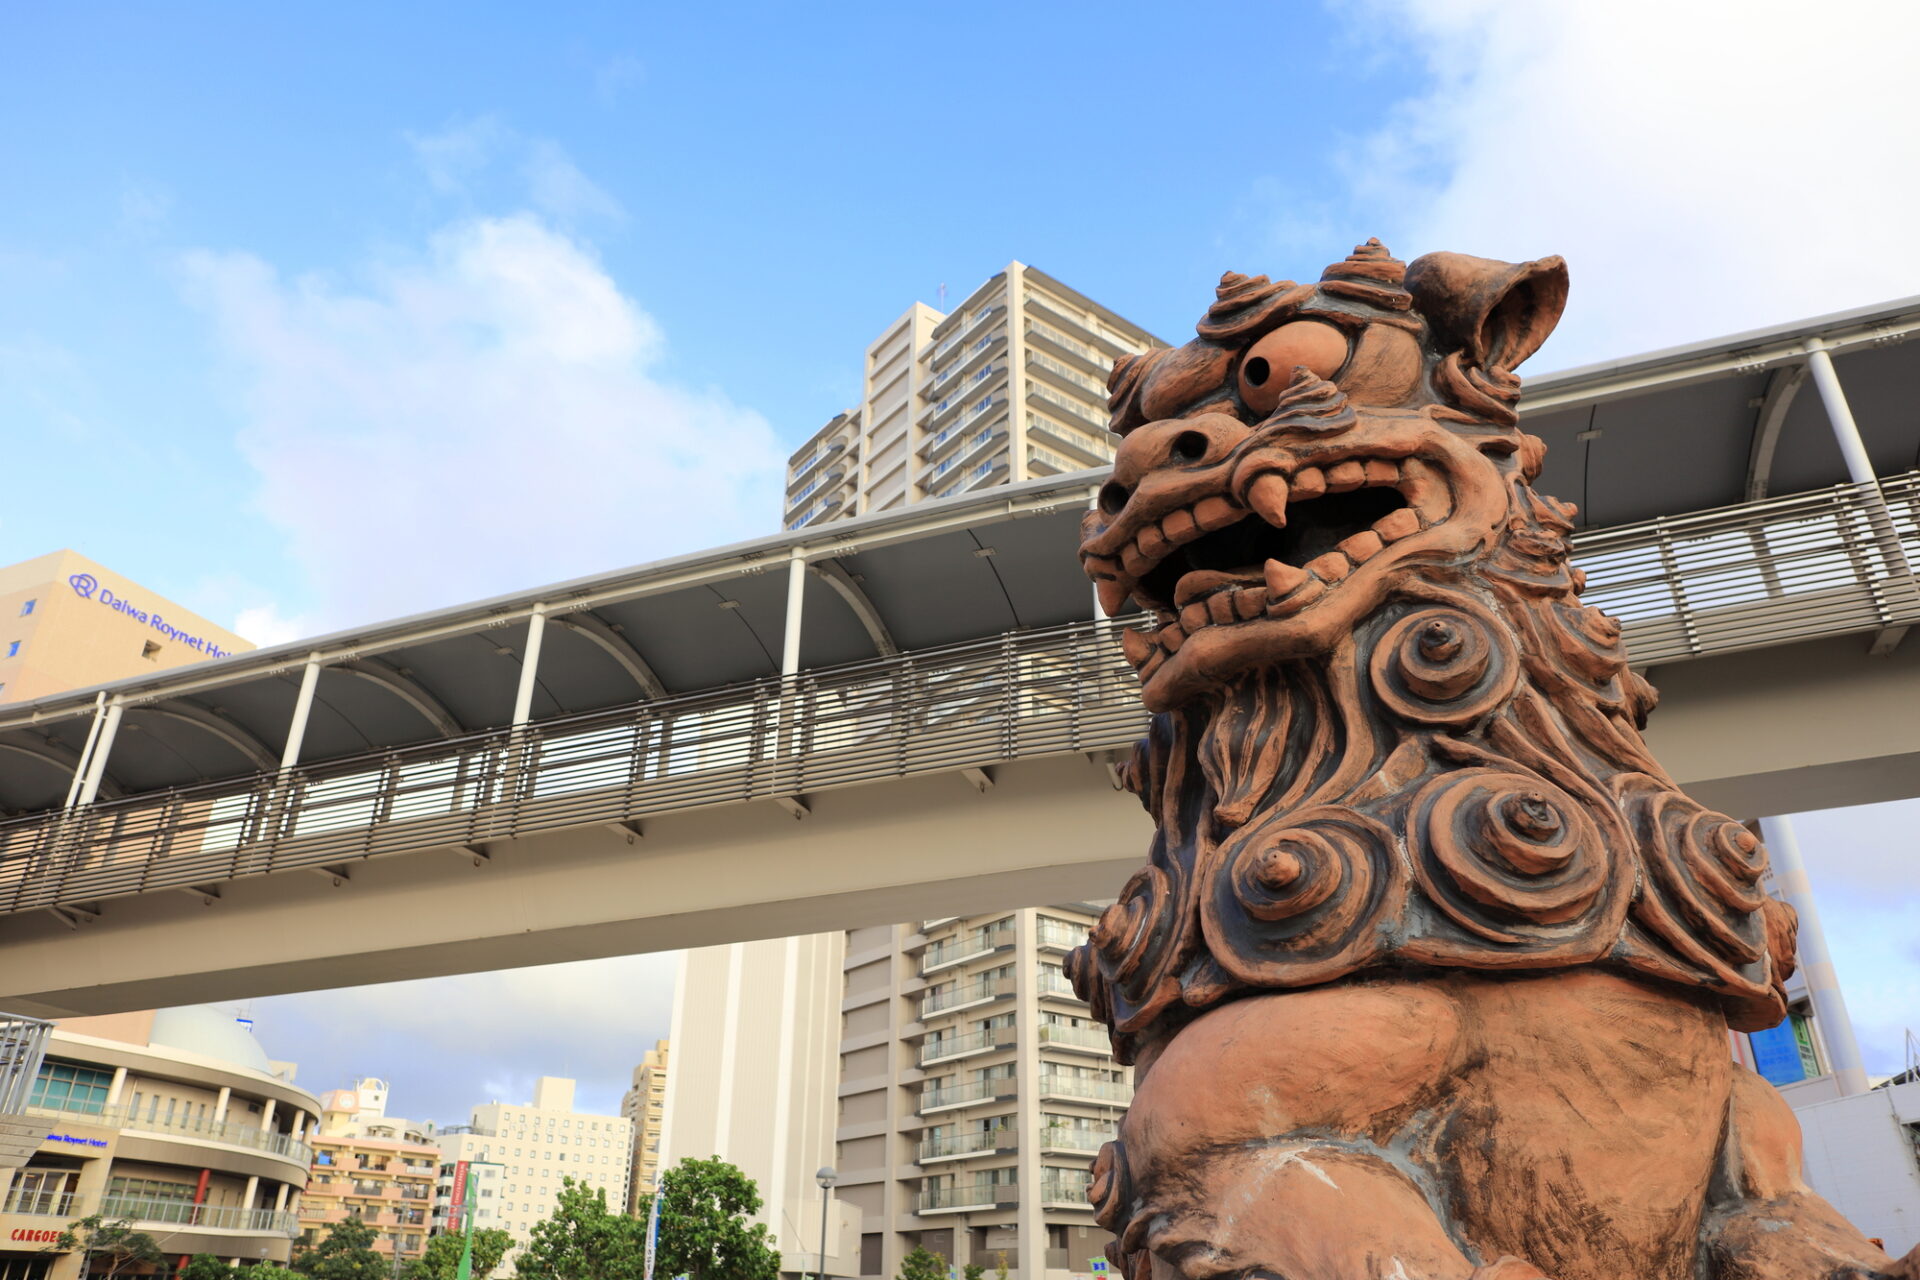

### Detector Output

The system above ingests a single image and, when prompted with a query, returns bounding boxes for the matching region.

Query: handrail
[5,1193,302,1235]
[25,1100,314,1164]
[0,475,1914,919]
[0,1013,53,1112]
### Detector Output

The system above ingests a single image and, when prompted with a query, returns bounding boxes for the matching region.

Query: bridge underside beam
[0,753,1146,1017]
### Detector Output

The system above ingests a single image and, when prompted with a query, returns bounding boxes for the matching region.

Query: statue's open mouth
[1102,453,1454,655]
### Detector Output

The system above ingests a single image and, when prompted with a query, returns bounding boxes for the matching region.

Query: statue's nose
[1103,413,1250,515]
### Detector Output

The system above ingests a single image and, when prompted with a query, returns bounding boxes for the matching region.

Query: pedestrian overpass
[1,295,1918,1018]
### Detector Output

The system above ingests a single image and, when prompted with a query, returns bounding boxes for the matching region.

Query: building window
[19,600,34,616]
[29,1060,114,1114]
[5,641,18,657]
[141,639,162,659]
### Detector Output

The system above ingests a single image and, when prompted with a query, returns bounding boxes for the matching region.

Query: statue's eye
[1238,320,1350,414]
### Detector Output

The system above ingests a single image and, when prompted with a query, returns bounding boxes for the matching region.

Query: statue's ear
[1405,252,1568,374]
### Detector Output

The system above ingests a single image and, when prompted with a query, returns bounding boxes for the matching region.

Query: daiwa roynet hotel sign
[68,572,240,659]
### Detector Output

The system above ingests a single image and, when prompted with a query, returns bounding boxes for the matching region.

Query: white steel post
[782,552,807,678]
[1803,342,1876,486]
[512,609,549,727]
[280,656,323,773]
[63,691,109,809]
[75,701,124,808]
[1759,815,1871,1096]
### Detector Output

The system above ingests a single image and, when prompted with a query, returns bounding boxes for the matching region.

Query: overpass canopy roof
[0,292,1915,812]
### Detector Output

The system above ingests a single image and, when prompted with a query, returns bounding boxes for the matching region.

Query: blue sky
[4,1,1917,1120]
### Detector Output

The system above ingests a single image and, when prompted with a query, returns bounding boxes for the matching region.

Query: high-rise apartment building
[619,1041,669,1212]
[836,907,1128,1280]
[783,264,1164,530]
[0,551,251,703]
[444,1077,631,1262]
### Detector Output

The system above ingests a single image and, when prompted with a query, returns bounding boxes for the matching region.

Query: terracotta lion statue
[1065,241,1915,1280]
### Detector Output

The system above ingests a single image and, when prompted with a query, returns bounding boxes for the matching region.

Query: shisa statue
[1066,241,1916,1280]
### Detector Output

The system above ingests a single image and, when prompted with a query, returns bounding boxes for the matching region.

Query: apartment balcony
[921,973,1015,1019]
[927,306,1004,372]
[26,1099,313,1165]
[1026,349,1109,401]
[918,1077,1018,1116]
[921,428,1007,493]
[786,440,847,493]
[1024,415,1111,468]
[920,382,1007,462]
[1025,382,1109,434]
[1037,1073,1132,1105]
[924,326,1007,400]
[920,925,1014,975]
[922,365,1007,433]
[1038,1125,1116,1154]
[916,1126,1018,1164]
[916,1181,1019,1214]
[1034,920,1090,953]
[920,917,959,931]
[919,1026,1017,1068]
[1037,969,1086,1004]
[1036,1022,1111,1056]
[1039,1175,1094,1207]
[1022,295,1131,358]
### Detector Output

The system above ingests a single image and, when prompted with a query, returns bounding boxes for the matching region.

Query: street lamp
[814,1167,837,1280]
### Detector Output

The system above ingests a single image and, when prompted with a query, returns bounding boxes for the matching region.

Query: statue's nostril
[1100,482,1133,515]
[1172,431,1209,463]
[1243,356,1271,388]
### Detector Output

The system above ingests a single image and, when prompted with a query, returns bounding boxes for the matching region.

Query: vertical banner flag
[448,1160,471,1232]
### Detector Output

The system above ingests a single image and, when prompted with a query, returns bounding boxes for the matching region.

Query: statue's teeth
[1160,509,1198,544]
[1291,467,1327,502]
[1119,629,1154,666]
[1193,495,1243,531]
[1325,460,1367,494]
[1245,473,1290,527]
[1234,588,1266,620]
[1180,601,1210,633]
[1372,508,1421,543]
[1121,545,1153,577]
[1266,575,1325,617]
[1096,577,1130,616]
[1337,530,1385,563]
[1208,591,1238,625]
[1264,559,1308,599]
[1136,525,1171,560]
[1306,551,1351,582]
[1364,459,1401,487]
[1159,623,1185,652]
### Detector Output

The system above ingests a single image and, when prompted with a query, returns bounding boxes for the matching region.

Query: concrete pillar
[242,1175,259,1210]
[260,1098,277,1131]
[105,1066,128,1107]
[1760,816,1871,1096]
[214,1085,231,1123]
[1007,265,1030,484]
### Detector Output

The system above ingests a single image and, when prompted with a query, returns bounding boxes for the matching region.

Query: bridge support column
[782,551,807,677]
[280,656,323,773]
[1758,815,1870,1096]
[75,701,123,808]
[62,692,108,809]
[512,609,549,726]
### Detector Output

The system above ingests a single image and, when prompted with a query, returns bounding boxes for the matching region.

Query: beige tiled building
[0,551,250,704]
[836,908,1128,1280]
[459,1078,631,1256]
[300,1080,440,1264]
[619,1040,668,1211]
[784,264,1164,530]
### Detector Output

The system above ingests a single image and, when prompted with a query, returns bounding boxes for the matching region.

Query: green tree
[235,1266,305,1280]
[43,1215,163,1280]
[897,1246,947,1280]
[295,1215,388,1280]
[405,1228,514,1280]
[993,1252,1009,1280]
[182,1256,236,1280]
[653,1156,781,1280]
[963,1265,985,1280]
[514,1177,644,1280]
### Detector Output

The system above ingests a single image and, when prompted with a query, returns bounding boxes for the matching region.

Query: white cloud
[525,140,625,223]
[593,55,645,108]
[178,213,784,632]
[229,952,681,1120]
[405,116,508,195]
[232,602,311,648]
[1334,0,1920,367]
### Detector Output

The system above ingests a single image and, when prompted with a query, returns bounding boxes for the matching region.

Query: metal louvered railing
[0,474,1914,917]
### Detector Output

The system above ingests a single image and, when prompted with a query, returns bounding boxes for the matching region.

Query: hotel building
[835,907,1126,1280]
[0,1009,316,1280]
[618,1042,668,1213]
[0,552,251,705]
[436,1077,630,1267]
[783,264,1164,530]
